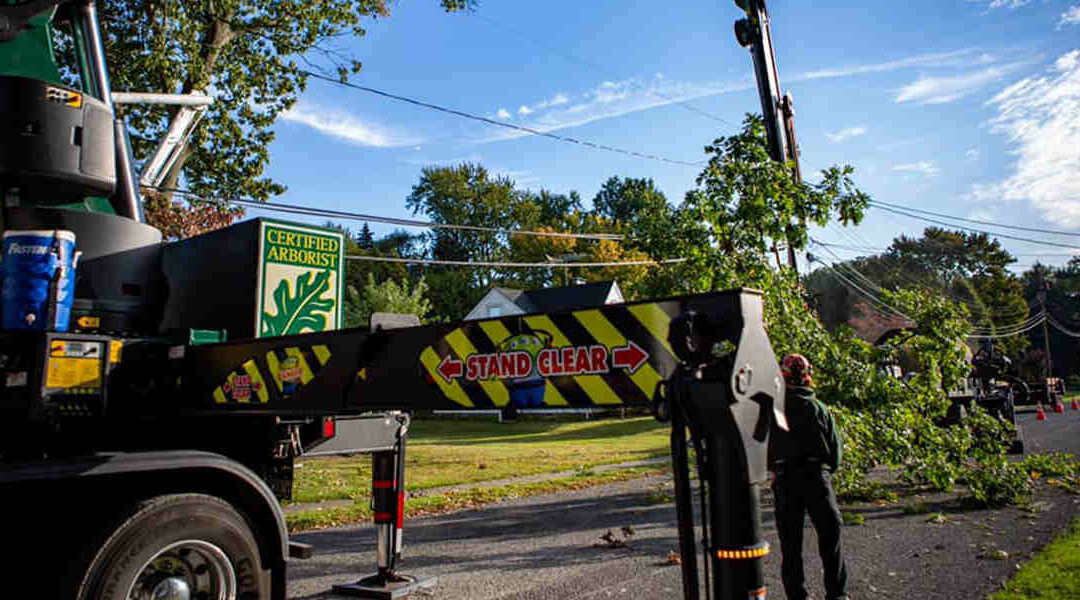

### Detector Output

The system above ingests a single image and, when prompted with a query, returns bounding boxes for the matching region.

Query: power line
[868,203,1080,250]
[967,315,1047,339]
[815,239,1078,259]
[300,70,706,169]
[869,199,1080,239]
[162,187,624,241]
[346,255,686,268]
[806,255,910,319]
[811,240,1035,323]
[1047,315,1080,338]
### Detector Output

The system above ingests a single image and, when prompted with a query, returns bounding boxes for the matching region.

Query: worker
[769,353,850,600]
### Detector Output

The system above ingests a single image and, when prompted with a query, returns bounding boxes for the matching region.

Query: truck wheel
[77,493,271,600]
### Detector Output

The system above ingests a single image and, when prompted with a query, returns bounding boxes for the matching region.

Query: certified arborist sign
[256,221,344,338]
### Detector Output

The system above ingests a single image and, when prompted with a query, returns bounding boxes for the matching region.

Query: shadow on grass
[411,418,667,446]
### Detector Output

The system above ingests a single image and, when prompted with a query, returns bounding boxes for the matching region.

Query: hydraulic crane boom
[734,0,805,270]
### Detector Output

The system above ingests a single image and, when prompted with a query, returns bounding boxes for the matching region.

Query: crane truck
[0,1,791,599]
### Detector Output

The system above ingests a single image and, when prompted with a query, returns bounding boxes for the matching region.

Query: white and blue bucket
[1,230,79,331]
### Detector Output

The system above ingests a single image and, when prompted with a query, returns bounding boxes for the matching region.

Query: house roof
[492,287,538,313]
[520,281,620,313]
[468,281,622,321]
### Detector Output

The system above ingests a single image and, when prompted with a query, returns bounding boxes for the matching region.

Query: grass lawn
[290,416,671,505]
[286,465,668,532]
[991,516,1080,600]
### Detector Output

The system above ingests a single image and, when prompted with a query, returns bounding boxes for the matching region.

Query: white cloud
[496,108,512,120]
[280,103,422,148]
[967,208,998,221]
[400,153,483,167]
[965,148,980,160]
[894,63,1023,104]
[496,169,541,186]
[988,0,1031,8]
[503,93,570,120]
[969,50,1080,226]
[798,48,984,81]
[477,76,752,144]
[826,126,867,142]
[1060,6,1080,28]
[892,161,941,177]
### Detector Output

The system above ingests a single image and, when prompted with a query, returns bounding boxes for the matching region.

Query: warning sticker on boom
[416,303,677,410]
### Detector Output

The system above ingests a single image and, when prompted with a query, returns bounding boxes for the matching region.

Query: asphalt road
[287,406,1080,600]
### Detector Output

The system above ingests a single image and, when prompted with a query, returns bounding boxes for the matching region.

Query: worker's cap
[781,354,813,387]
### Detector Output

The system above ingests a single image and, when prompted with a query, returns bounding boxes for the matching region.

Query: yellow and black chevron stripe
[418,301,678,408]
[213,344,331,404]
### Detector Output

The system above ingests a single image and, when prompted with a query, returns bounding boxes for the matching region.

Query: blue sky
[246,0,1080,273]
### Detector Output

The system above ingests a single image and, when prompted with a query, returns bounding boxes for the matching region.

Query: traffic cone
[1070,398,1078,411]
[1055,401,1065,414]
[1037,404,1046,421]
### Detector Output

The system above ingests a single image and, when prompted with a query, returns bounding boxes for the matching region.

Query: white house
[464,281,623,321]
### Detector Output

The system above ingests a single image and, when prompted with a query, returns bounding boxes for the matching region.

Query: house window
[488,306,502,317]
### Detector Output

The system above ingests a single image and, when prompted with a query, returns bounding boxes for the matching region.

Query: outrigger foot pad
[332,573,438,599]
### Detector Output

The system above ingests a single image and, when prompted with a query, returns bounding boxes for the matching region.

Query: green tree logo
[262,270,334,336]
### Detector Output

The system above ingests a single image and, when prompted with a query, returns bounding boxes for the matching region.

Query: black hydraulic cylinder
[704,426,766,598]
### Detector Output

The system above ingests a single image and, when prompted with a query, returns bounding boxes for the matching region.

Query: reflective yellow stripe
[445,329,509,406]
[242,359,269,404]
[213,388,227,404]
[265,351,283,392]
[628,303,675,359]
[574,309,662,401]
[285,347,314,384]
[477,320,568,406]
[313,345,331,366]
[357,368,367,380]
[420,347,473,407]
[523,315,621,405]
[478,320,512,346]
[543,380,569,406]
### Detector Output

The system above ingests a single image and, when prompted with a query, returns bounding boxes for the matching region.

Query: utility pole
[733,0,804,272]
[1038,271,1054,380]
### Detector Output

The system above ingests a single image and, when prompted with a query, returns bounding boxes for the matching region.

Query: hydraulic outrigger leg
[659,299,788,600]
[334,413,437,599]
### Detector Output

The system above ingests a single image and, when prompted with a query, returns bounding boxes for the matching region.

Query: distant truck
[1016,348,1066,406]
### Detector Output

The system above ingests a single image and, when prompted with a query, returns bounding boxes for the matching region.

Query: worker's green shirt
[768,386,843,472]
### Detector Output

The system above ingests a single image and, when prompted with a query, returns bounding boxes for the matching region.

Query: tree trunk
[158,7,235,201]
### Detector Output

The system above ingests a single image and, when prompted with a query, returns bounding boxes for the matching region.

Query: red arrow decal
[437,354,463,383]
[612,340,649,374]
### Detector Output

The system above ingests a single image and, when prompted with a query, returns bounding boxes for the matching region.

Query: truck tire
[76,493,272,600]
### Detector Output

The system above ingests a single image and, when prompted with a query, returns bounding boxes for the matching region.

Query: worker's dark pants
[771,466,849,600]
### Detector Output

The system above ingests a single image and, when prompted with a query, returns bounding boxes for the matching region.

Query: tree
[591,176,668,230]
[100,0,470,235]
[142,195,245,241]
[345,274,434,329]
[343,229,416,310]
[687,114,869,267]
[356,223,375,250]
[887,228,1015,288]
[1021,261,1080,379]
[406,163,540,319]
